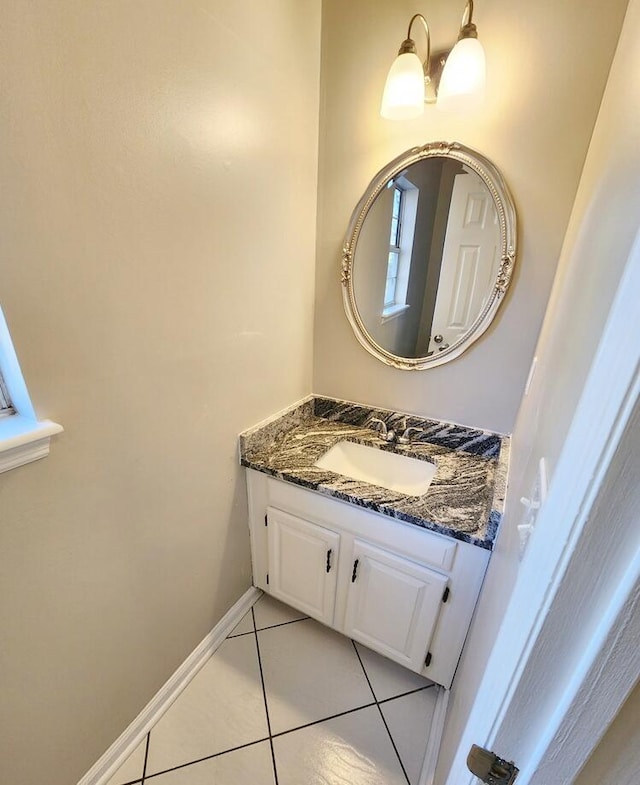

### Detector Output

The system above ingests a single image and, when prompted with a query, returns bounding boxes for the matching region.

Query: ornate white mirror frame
[341,141,517,370]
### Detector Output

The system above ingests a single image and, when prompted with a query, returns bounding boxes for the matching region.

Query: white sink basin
[314,440,436,497]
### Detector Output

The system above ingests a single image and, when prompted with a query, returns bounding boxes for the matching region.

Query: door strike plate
[467,744,519,784]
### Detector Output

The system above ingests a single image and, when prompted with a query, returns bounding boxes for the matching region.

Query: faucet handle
[368,417,388,438]
[398,426,424,444]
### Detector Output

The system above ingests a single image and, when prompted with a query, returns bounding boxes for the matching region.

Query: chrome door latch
[467,744,519,784]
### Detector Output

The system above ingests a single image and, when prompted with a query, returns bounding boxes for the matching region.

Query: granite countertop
[239,396,510,550]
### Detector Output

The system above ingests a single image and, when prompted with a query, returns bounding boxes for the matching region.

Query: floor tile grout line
[141,702,383,781]
[141,737,271,781]
[227,629,257,639]
[351,640,411,785]
[139,611,374,783]
[376,703,412,785]
[141,731,150,784]
[138,603,425,784]
[252,605,280,785]
[142,600,269,782]
[378,683,436,705]
[349,640,435,705]
[253,615,310,634]
[351,640,379,702]
[270,701,378,740]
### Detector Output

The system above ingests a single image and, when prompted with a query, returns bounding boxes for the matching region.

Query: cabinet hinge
[425,651,432,667]
[266,574,269,585]
[264,514,268,527]
[442,586,450,603]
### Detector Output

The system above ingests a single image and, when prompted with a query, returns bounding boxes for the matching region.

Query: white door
[266,507,340,625]
[443,225,640,783]
[343,539,448,673]
[444,19,640,782]
[428,171,500,354]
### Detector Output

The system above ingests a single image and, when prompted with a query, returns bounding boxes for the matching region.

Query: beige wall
[574,680,640,785]
[0,3,320,784]
[314,0,628,433]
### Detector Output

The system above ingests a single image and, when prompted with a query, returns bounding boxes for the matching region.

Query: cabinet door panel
[266,507,340,625]
[345,539,448,672]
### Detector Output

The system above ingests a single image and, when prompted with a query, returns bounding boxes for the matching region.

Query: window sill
[0,415,63,473]
[381,304,410,324]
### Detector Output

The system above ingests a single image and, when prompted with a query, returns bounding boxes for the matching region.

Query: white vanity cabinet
[266,507,340,626]
[247,469,490,689]
[343,539,449,672]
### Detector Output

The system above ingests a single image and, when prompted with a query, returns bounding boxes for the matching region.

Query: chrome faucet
[368,417,397,443]
[369,417,424,445]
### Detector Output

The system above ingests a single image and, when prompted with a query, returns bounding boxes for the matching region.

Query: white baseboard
[77,586,262,785]
[419,686,450,785]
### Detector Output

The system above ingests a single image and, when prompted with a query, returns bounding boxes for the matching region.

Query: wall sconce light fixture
[380,1,486,120]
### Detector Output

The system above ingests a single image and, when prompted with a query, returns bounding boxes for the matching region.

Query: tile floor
[106,594,438,785]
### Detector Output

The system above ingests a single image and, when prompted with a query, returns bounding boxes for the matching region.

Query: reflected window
[0,372,12,417]
[383,185,403,309]
[382,180,416,320]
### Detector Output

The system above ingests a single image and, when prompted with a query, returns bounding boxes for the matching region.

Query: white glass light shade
[437,37,486,111]
[380,52,425,120]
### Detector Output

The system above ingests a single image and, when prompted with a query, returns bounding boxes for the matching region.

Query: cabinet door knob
[351,559,359,582]
[326,549,332,573]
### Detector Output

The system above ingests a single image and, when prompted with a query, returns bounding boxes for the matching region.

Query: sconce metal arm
[459,0,479,39]
[398,13,432,79]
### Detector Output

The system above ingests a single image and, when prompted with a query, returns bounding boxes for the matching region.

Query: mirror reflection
[352,157,500,359]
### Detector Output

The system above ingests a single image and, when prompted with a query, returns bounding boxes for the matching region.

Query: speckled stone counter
[239,396,510,550]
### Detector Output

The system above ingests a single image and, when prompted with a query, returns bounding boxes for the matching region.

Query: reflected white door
[428,171,500,353]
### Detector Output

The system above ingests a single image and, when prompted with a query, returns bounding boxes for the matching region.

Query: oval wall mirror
[341,142,517,369]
